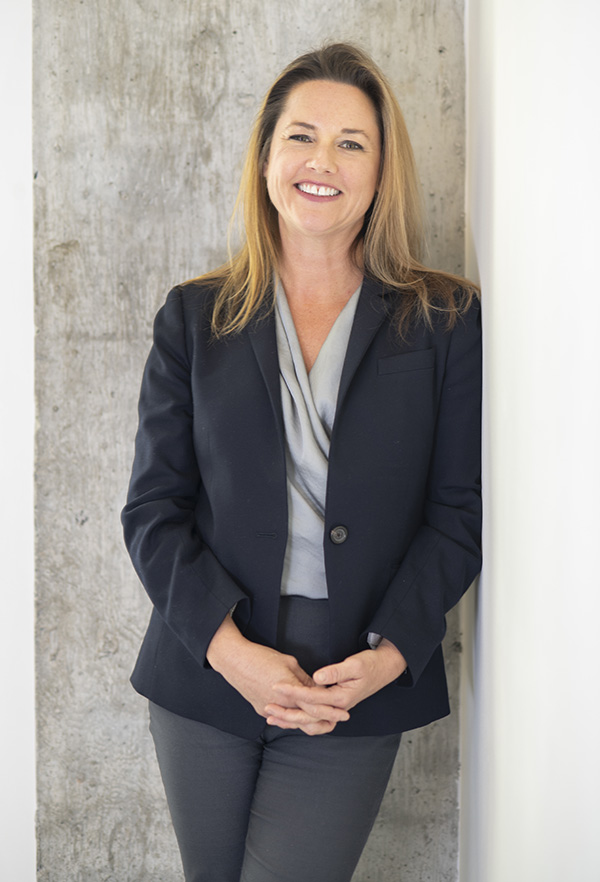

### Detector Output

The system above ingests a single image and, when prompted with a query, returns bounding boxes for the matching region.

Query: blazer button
[330,525,348,545]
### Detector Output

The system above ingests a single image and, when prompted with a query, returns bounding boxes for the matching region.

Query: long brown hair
[198,43,477,337]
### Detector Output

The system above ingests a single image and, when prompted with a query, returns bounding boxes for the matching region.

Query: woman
[122,42,481,882]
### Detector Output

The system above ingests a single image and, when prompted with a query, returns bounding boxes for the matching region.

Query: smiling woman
[264,80,381,250]
[122,42,481,882]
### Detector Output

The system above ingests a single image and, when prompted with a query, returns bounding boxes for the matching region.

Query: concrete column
[463,1,600,879]
[34,2,469,878]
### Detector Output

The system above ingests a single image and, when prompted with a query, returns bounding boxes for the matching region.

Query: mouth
[296,183,341,197]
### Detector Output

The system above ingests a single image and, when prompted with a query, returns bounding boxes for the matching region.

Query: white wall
[0,1,36,879]
[463,1,600,880]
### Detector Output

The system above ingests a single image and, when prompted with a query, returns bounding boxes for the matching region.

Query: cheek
[265,156,292,198]
[364,169,379,202]
[264,167,282,210]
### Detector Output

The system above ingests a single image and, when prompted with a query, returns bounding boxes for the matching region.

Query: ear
[263,160,268,177]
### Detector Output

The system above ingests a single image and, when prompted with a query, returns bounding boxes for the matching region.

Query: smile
[296,183,341,197]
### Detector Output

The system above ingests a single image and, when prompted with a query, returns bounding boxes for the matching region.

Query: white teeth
[297,183,340,197]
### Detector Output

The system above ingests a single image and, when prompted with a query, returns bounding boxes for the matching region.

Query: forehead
[276,79,379,133]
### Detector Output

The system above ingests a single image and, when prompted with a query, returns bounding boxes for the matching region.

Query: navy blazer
[122,277,482,738]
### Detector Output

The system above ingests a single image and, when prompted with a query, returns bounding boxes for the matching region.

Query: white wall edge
[0,0,36,878]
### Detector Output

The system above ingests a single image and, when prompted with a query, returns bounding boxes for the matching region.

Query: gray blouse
[275,282,361,599]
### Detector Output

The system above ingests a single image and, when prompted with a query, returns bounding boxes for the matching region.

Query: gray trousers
[149,597,402,882]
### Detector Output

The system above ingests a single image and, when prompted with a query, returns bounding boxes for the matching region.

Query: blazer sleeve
[121,287,248,666]
[365,302,482,685]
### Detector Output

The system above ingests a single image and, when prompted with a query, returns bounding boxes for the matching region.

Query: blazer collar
[247,276,389,435]
[336,276,388,411]
[247,295,285,444]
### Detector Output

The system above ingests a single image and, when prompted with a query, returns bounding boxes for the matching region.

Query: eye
[289,134,312,143]
[340,140,363,150]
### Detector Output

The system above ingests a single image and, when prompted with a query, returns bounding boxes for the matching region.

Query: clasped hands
[207,614,407,736]
[265,639,407,735]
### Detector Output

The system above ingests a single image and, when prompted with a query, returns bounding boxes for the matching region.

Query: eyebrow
[285,122,373,141]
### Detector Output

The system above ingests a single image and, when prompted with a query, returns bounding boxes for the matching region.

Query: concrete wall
[33,2,468,879]
[462,1,600,880]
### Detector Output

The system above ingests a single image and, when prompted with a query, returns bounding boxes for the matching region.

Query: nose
[306,143,337,174]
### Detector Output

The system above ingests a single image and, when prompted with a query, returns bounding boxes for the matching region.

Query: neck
[277,229,364,305]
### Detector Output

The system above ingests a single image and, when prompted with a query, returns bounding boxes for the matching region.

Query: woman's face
[264,79,381,248]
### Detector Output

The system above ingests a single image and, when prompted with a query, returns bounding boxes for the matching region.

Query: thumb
[297,668,314,687]
[313,663,343,686]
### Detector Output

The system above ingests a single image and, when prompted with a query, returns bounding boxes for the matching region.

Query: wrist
[376,638,408,679]
[206,614,245,674]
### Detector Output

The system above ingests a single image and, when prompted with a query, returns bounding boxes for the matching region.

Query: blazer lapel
[247,310,286,445]
[336,276,388,412]
[247,277,388,440]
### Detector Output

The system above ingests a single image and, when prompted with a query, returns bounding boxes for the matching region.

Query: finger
[290,666,314,688]
[266,701,349,725]
[264,704,310,724]
[272,682,332,704]
[265,704,331,725]
[278,699,349,723]
[266,714,338,736]
[267,713,328,734]
[277,652,313,687]
[296,699,350,722]
[273,682,351,710]
[300,720,338,736]
[265,715,302,729]
[313,657,364,686]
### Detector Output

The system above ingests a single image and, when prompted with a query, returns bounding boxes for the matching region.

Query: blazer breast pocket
[377,348,435,375]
